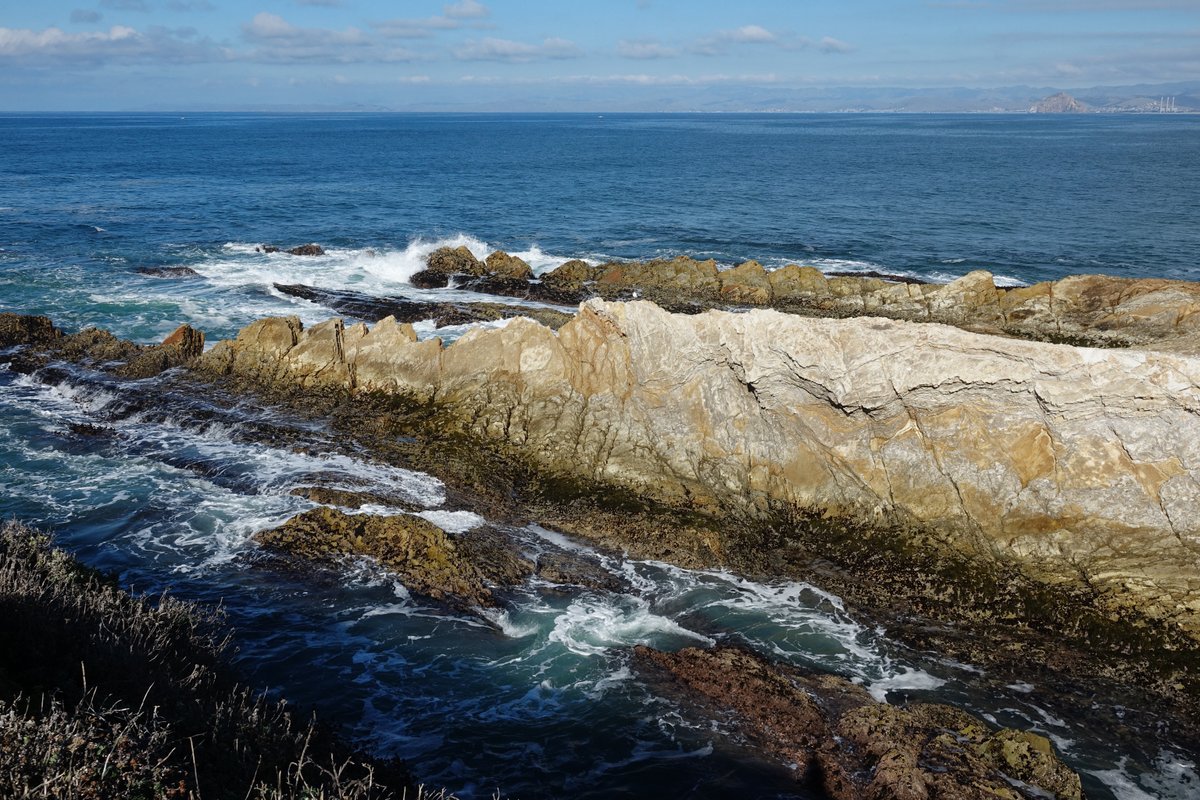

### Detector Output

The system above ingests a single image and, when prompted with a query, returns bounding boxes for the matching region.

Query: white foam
[547,595,714,657]
[866,667,947,702]
[416,509,486,534]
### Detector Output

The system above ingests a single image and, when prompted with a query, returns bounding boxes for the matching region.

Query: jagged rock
[257,245,280,254]
[636,646,1082,800]
[484,251,533,281]
[256,506,495,607]
[136,266,201,278]
[287,244,325,257]
[197,300,1200,645]
[718,260,772,304]
[0,313,60,347]
[426,246,484,277]
[118,324,205,379]
[542,259,593,291]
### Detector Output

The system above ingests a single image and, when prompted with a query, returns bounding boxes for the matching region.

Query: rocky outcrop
[484,250,533,281]
[426,245,484,277]
[0,313,61,348]
[1033,92,1087,113]
[0,315,203,378]
[136,266,201,278]
[255,244,327,256]
[195,300,1200,654]
[272,283,572,331]
[257,507,497,607]
[421,250,1200,351]
[636,646,1082,800]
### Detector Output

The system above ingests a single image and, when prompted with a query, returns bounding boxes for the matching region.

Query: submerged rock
[257,506,496,607]
[637,645,1082,800]
[136,266,201,278]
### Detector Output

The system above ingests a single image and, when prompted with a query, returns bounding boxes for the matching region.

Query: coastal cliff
[193,299,1200,651]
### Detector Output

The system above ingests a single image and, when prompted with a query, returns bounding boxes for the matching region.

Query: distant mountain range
[137,81,1200,114]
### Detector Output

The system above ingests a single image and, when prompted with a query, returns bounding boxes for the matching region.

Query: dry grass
[0,520,442,800]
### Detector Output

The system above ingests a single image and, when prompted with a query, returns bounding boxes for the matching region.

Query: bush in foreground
[0,520,435,800]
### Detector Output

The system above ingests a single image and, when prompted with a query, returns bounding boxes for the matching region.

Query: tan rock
[484,250,534,281]
[201,299,1200,639]
[718,260,771,304]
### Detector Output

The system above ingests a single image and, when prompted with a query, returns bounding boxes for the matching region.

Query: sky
[1,0,1198,110]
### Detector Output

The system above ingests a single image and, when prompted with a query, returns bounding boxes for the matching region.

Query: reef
[637,645,1082,800]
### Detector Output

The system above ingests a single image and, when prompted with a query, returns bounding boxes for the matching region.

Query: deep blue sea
[2,113,1200,799]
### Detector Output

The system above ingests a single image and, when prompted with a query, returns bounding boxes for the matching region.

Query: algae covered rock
[542,259,593,291]
[484,250,534,281]
[637,645,1082,800]
[426,245,484,277]
[257,506,495,607]
[0,313,60,347]
[718,260,772,304]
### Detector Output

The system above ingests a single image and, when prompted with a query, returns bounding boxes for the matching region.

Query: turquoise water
[2,113,1200,798]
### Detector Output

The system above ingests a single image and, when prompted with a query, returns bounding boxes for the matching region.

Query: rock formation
[257,507,499,607]
[637,646,1082,800]
[1032,92,1087,113]
[195,299,1200,653]
[420,249,1200,351]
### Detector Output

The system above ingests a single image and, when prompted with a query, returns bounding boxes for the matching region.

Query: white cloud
[454,36,581,62]
[0,24,218,64]
[444,0,489,18]
[99,0,150,11]
[616,39,679,59]
[372,16,460,39]
[818,36,853,53]
[727,24,776,44]
[243,12,365,44]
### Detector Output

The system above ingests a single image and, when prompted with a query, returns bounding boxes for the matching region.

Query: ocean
[2,112,1199,799]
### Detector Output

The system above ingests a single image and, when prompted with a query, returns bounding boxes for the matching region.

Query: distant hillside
[1031,92,1087,113]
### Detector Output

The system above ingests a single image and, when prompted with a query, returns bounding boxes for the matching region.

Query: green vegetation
[0,520,436,800]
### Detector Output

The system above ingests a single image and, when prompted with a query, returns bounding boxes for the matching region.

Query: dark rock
[636,645,1083,800]
[137,266,202,279]
[289,485,420,511]
[287,244,326,257]
[68,422,114,437]
[457,526,536,587]
[426,245,484,277]
[257,245,280,253]
[256,506,496,607]
[409,269,450,289]
[535,551,624,591]
[827,269,929,285]
[0,313,60,347]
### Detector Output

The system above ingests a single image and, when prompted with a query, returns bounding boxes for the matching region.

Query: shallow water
[3,113,1200,798]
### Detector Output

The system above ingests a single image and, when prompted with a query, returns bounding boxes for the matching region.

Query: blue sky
[1,0,1198,110]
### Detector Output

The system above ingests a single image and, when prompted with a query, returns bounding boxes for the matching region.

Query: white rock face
[200,300,1200,633]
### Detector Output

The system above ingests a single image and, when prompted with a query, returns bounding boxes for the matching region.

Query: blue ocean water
[2,113,1200,799]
